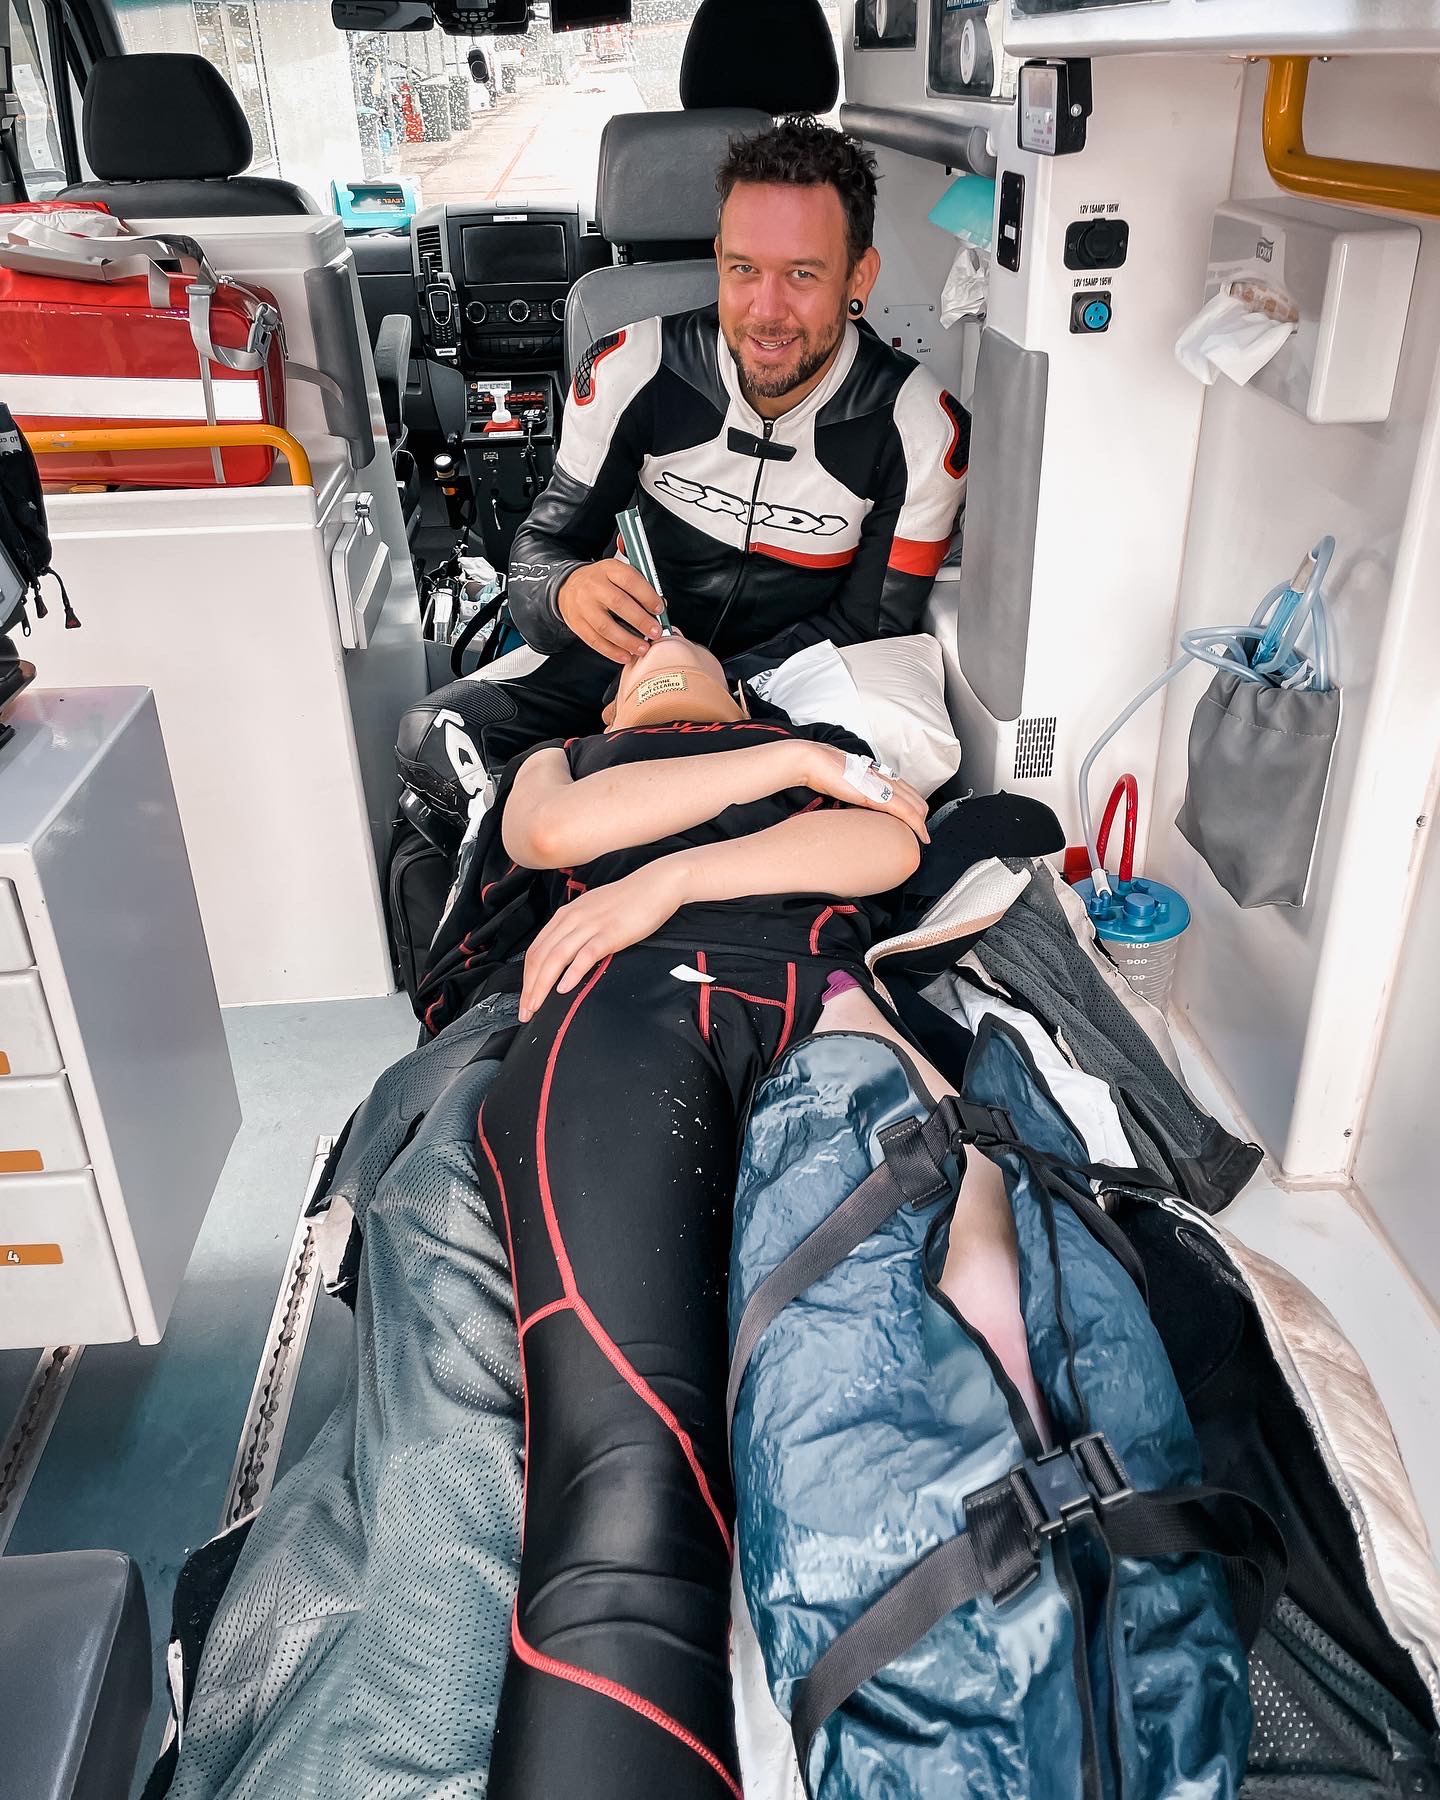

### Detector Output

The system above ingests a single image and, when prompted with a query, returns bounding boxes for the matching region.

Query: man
[484,113,970,762]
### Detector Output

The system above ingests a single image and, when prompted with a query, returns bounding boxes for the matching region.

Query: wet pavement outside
[398,59,654,208]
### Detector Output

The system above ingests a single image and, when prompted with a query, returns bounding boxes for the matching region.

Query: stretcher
[141,860,1440,1800]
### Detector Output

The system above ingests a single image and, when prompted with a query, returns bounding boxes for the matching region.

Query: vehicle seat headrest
[83,54,253,182]
[680,0,839,115]
[595,108,771,246]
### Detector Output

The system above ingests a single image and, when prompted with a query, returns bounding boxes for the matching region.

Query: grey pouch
[1175,670,1341,908]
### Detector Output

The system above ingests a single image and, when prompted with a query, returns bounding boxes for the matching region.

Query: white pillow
[747,636,961,797]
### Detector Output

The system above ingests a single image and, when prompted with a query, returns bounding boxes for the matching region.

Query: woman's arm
[667,808,921,907]
[518,809,920,1020]
[503,741,806,869]
[503,740,929,870]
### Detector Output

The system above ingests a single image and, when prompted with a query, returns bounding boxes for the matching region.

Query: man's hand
[797,742,931,844]
[557,561,664,665]
[519,860,687,1020]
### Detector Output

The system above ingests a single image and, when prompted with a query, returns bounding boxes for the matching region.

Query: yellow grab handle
[26,423,313,488]
[1263,57,1440,219]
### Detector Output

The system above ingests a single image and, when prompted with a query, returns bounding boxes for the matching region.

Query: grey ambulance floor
[0,991,419,1794]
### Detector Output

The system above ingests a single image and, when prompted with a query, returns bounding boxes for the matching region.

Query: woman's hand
[797,743,931,843]
[519,861,688,1020]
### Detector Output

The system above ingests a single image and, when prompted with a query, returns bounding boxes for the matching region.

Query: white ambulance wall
[1355,812,1440,1306]
[865,146,972,405]
[1148,57,1440,1180]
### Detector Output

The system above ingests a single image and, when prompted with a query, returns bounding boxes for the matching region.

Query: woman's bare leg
[815,986,1052,1447]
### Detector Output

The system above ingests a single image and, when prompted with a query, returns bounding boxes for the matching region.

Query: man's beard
[728,314,846,402]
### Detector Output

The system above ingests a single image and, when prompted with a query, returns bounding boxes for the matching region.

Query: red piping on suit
[481,861,518,905]
[808,903,858,956]
[536,958,733,1553]
[509,1613,743,1798]
[485,1097,741,1798]
[696,952,800,1056]
[519,1296,571,1338]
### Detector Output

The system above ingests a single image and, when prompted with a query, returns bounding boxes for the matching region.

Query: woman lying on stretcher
[418,633,1049,1800]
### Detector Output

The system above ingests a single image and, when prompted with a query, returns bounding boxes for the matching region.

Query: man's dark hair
[716,116,879,269]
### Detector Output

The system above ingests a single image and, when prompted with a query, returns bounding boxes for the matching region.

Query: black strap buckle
[964,1434,1133,1606]
[943,1093,1015,1152]
[1010,1434,1133,1545]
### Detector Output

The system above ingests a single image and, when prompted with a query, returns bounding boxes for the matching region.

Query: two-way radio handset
[425,276,459,359]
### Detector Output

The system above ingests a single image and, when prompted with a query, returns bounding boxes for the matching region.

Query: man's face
[716,181,879,410]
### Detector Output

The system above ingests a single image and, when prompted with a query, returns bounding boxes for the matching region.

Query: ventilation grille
[1013,715,1057,782]
[416,224,444,285]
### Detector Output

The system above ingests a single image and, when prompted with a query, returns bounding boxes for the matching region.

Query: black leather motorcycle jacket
[507,304,970,675]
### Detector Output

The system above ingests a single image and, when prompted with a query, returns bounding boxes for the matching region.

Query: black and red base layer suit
[424,712,888,1798]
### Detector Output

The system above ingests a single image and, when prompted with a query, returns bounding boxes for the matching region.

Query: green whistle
[617,506,672,634]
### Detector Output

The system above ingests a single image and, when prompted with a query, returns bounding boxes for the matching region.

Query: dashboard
[411,201,606,373]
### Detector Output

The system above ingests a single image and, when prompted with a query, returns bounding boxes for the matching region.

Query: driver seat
[61,54,318,220]
[563,108,768,386]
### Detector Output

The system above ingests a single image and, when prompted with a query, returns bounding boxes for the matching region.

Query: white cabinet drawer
[0,1075,88,1173]
[0,969,62,1077]
[0,1169,132,1346]
[0,880,31,972]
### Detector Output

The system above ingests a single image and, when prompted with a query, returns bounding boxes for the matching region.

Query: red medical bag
[0,205,288,489]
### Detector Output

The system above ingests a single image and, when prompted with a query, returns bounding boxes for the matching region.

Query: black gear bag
[0,402,79,639]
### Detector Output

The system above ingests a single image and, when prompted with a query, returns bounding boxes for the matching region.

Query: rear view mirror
[330,0,433,28]
[550,0,630,27]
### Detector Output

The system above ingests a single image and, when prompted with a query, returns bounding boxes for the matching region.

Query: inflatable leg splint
[730,1019,1284,1800]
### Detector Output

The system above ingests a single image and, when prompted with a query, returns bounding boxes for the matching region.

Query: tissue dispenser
[1205,199,1418,424]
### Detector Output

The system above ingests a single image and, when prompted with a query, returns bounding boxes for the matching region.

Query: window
[7,0,68,197]
[116,0,843,215]
[350,0,843,209]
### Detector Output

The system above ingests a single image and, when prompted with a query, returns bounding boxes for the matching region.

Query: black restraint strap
[1102,1481,1289,1646]
[789,1434,1287,1766]
[726,1097,993,1437]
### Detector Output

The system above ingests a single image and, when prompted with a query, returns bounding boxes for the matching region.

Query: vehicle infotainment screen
[461,222,568,286]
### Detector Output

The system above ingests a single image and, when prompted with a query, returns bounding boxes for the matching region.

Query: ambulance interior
[2,0,1440,1792]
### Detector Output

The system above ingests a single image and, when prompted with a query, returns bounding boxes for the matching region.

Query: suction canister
[1073,875,1191,1010]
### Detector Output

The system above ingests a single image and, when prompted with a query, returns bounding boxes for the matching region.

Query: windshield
[112,0,844,217]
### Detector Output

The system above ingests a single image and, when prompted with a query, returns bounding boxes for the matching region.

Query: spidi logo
[654,472,848,538]
[1256,236,1275,263]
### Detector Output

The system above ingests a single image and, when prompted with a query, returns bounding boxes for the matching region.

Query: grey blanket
[965,865,1260,1212]
[163,995,523,1799]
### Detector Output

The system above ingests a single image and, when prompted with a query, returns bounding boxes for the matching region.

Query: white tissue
[941,242,990,327]
[1175,292,1296,388]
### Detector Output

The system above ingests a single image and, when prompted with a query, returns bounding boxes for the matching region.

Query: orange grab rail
[24,423,313,488]
[1263,57,1440,220]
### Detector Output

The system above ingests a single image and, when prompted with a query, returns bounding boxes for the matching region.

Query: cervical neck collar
[605,666,746,730]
